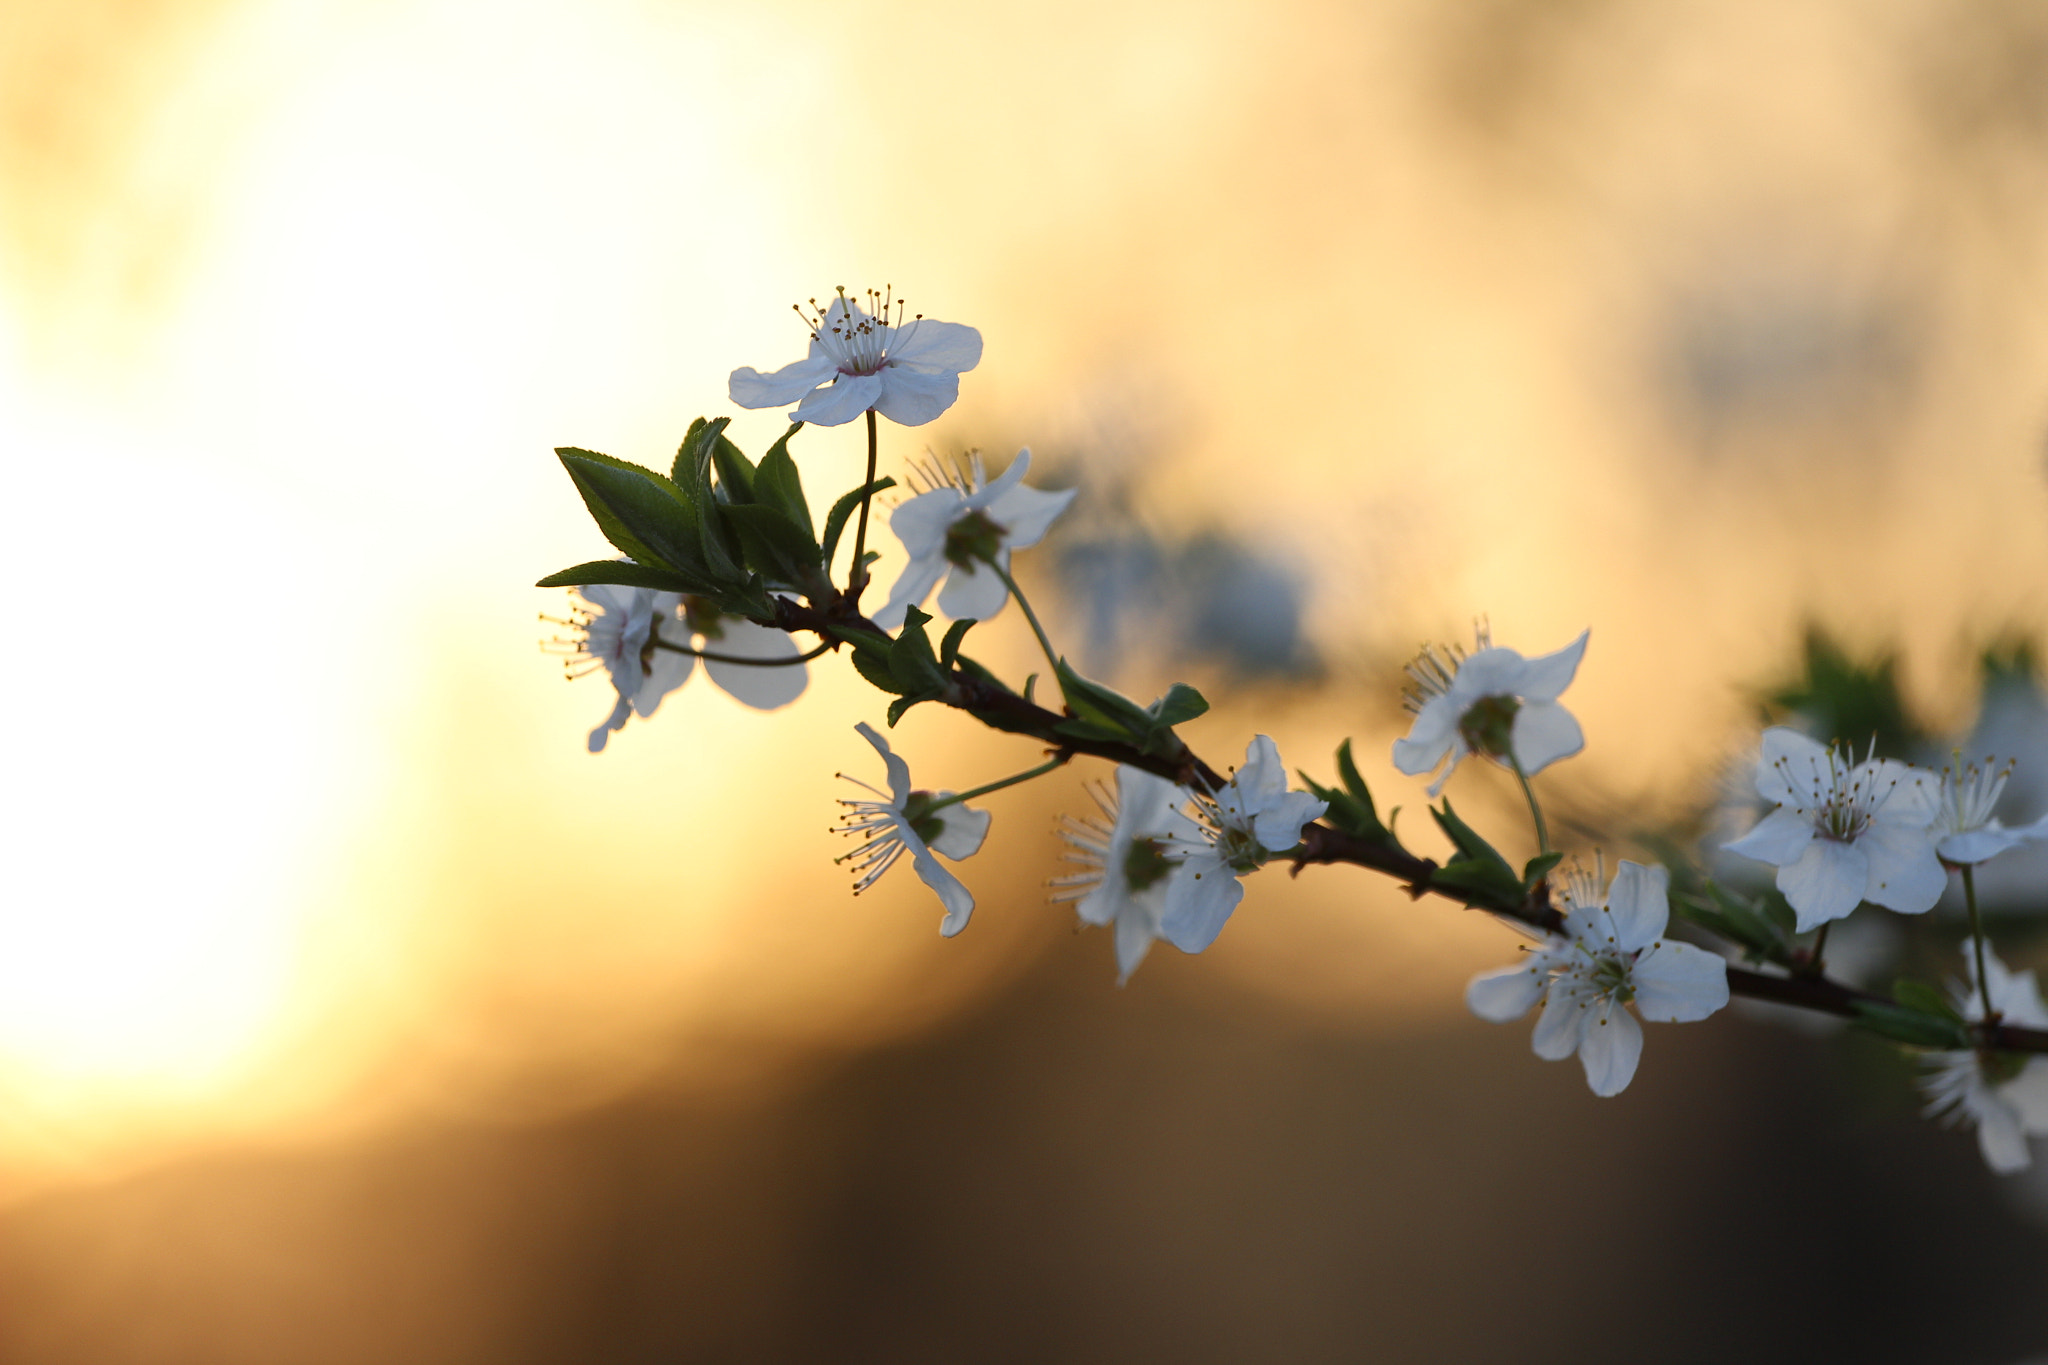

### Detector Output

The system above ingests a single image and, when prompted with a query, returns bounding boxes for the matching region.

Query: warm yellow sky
[5,0,2048,1196]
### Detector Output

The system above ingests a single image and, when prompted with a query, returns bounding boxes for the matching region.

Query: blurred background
[5,0,2048,1359]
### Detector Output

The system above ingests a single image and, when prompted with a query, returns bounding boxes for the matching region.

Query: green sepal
[555,447,703,577]
[1893,977,1964,1025]
[1850,999,1971,1050]
[755,425,815,541]
[1522,851,1564,890]
[536,559,702,592]
[822,477,898,572]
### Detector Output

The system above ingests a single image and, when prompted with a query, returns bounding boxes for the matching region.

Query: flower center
[1400,621,1493,715]
[1458,694,1520,762]
[1939,754,2013,836]
[1589,953,1636,1003]
[795,286,924,377]
[1121,835,1175,893]
[945,509,1007,569]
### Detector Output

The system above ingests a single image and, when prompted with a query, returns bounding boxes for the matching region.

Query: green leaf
[1148,682,1210,728]
[1674,884,1791,967]
[1522,851,1564,889]
[1056,660,1154,741]
[821,477,897,572]
[888,605,948,694]
[1429,859,1526,909]
[851,647,907,695]
[556,448,702,576]
[711,436,757,503]
[754,425,814,541]
[1893,978,1964,1024]
[887,689,944,727]
[719,502,823,580]
[939,618,976,672]
[536,559,702,592]
[1850,1000,1970,1050]
[1430,801,1517,881]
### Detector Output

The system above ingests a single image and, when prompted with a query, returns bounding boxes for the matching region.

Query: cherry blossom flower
[545,582,685,753]
[1920,944,2048,1174]
[832,723,990,937]
[872,449,1077,630]
[1467,860,1729,1096]
[1392,625,1589,797]
[1050,767,1200,983]
[1723,727,1944,931]
[1929,755,2048,867]
[729,287,983,428]
[668,597,809,712]
[1157,736,1327,954]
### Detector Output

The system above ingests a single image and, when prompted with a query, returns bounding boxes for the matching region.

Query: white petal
[888,487,969,561]
[1515,629,1589,703]
[985,481,1078,552]
[1112,907,1158,985]
[1630,942,1730,1022]
[1868,760,1941,827]
[1467,963,1548,1022]
[854,722,912,802]
[1392,697,1458,777]
[1973,1088,2033,1173]
[1252,790,1328,853]
[936,558,1011,622]
[1756,727,1831,806]
[1604,861,1671,951]
[1235,735,1289,802]
[704,620,809,711]
[587,693,633,753]
[1531,980,1589,1060]
[871,367,960,426]
[871,551,949,631]
[885,317,983,373]
[1857,820,1946,914]
[1510,700,1584,775]
[963,448,1032,512]
[1578,1001,1643,1097]
[1159,857,1244,953]
[1724,807,1817,867]
[1777,838,1868,931]
[2004,1060,2048,1133]
[1938,824,2031,865]
[792,372,884,426]
[1448,647,1527,699]
[911,842,976,937]
[632,621,695,717]
[927,801,991,860]
[728,352,836,408]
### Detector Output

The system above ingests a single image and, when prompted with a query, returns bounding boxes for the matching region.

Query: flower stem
[1506,752,1551,856]
[926,753,1071,811]
[1964,863,1996,1023]
[848,408,879,602]
[1807,921,1830,976]
[987,559,1062,676]
[653,638,833,667]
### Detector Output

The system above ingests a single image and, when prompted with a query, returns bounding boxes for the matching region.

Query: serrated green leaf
[556,448,702,575]
[821,477,897,573]
[536,559,702,592]
[851,647,908,695]
[1149,682,1210,729]
[1893,978,1963,1024]
[1430,800,1517,882]
[889,605,948,694]
[755,425,814,541]
[719,501,823,580]
[1522,851,1564,889]
[939,618,975,671]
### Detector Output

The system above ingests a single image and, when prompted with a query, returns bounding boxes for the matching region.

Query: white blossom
[1392,625,1589,797]
[671,598,809,712]
[729,288,982,428]
[1920,945,2048,1174]
[1050,767,1200,983]
[546,582,686,753]
[872,450,1076,630]
[1467,860,1729,1097]
[1157,736,1327,955]
[832,723,990,937]
[1929,755,2048,867]
[1723,727,1944,931]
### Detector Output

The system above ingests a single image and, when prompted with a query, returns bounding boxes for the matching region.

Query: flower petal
[1532,979,1589,1060]
[886,317,983,373]
[986,481,1078,552]
[1604,861,1671,951]
[1509,700,1584,776]
[633,618,696,717]
[871,549,950,632]
[1159,856,1244,953]
[1467,961,1548,1022]
[1448,647,1528,700]
[1724,807,1816,867]
[1631,942,1730,1022]
[1112,905,1159,985]
[1939,824,2032,865]
[854,721,913,802]
[1391,714,1455,779]
[1236,735,1289,802]
[1252,790,1328,854]
[587,693,633,753]
[910,842,976,937]
[1777,837,1868,931]
[1869,760,1941,826]
[1578,1000,1643,1097]
[1515,629,1589,703]
[1973,1086,2033,1173]
[792,372,884,426]
[1756,727,1831,806]
[1857,819,1946,914]
[888,486,968,561]
[728,352,836,408]
[872,366,961,426]
[936,558,1011,623]
[927,801,991,860]
[2005,1059,2048,1133]
[703,620,809,711]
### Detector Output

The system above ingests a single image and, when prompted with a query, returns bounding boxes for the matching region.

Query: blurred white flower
[1931,755,2048,867]
[729,287,982,427]
[1723,727,1944,931]
[872,449,1076,630]
[832,723,990,937]
[1157,736,1327,954]
[1392,625,1589,797]
[673,598,809,712]
[1050,767,1200,983]
[546,582,685,753]
[1467,860,1729,1097]
[1921,945,2048,1174]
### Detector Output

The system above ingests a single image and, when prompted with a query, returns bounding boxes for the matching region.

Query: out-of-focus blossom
[1050,767,1200,983]
[1157,736,1326,954]
[1467,860,1729,1096]
[1920,945,2048,1174]
[674,598,809,712]
[546,582,685,753]
[832,723,989,937]
[1723,727,1943,930]
[1930,755,2048,867]
[729,287,982,427]
[1392,625,1589,797]
[873,450,1076,630]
